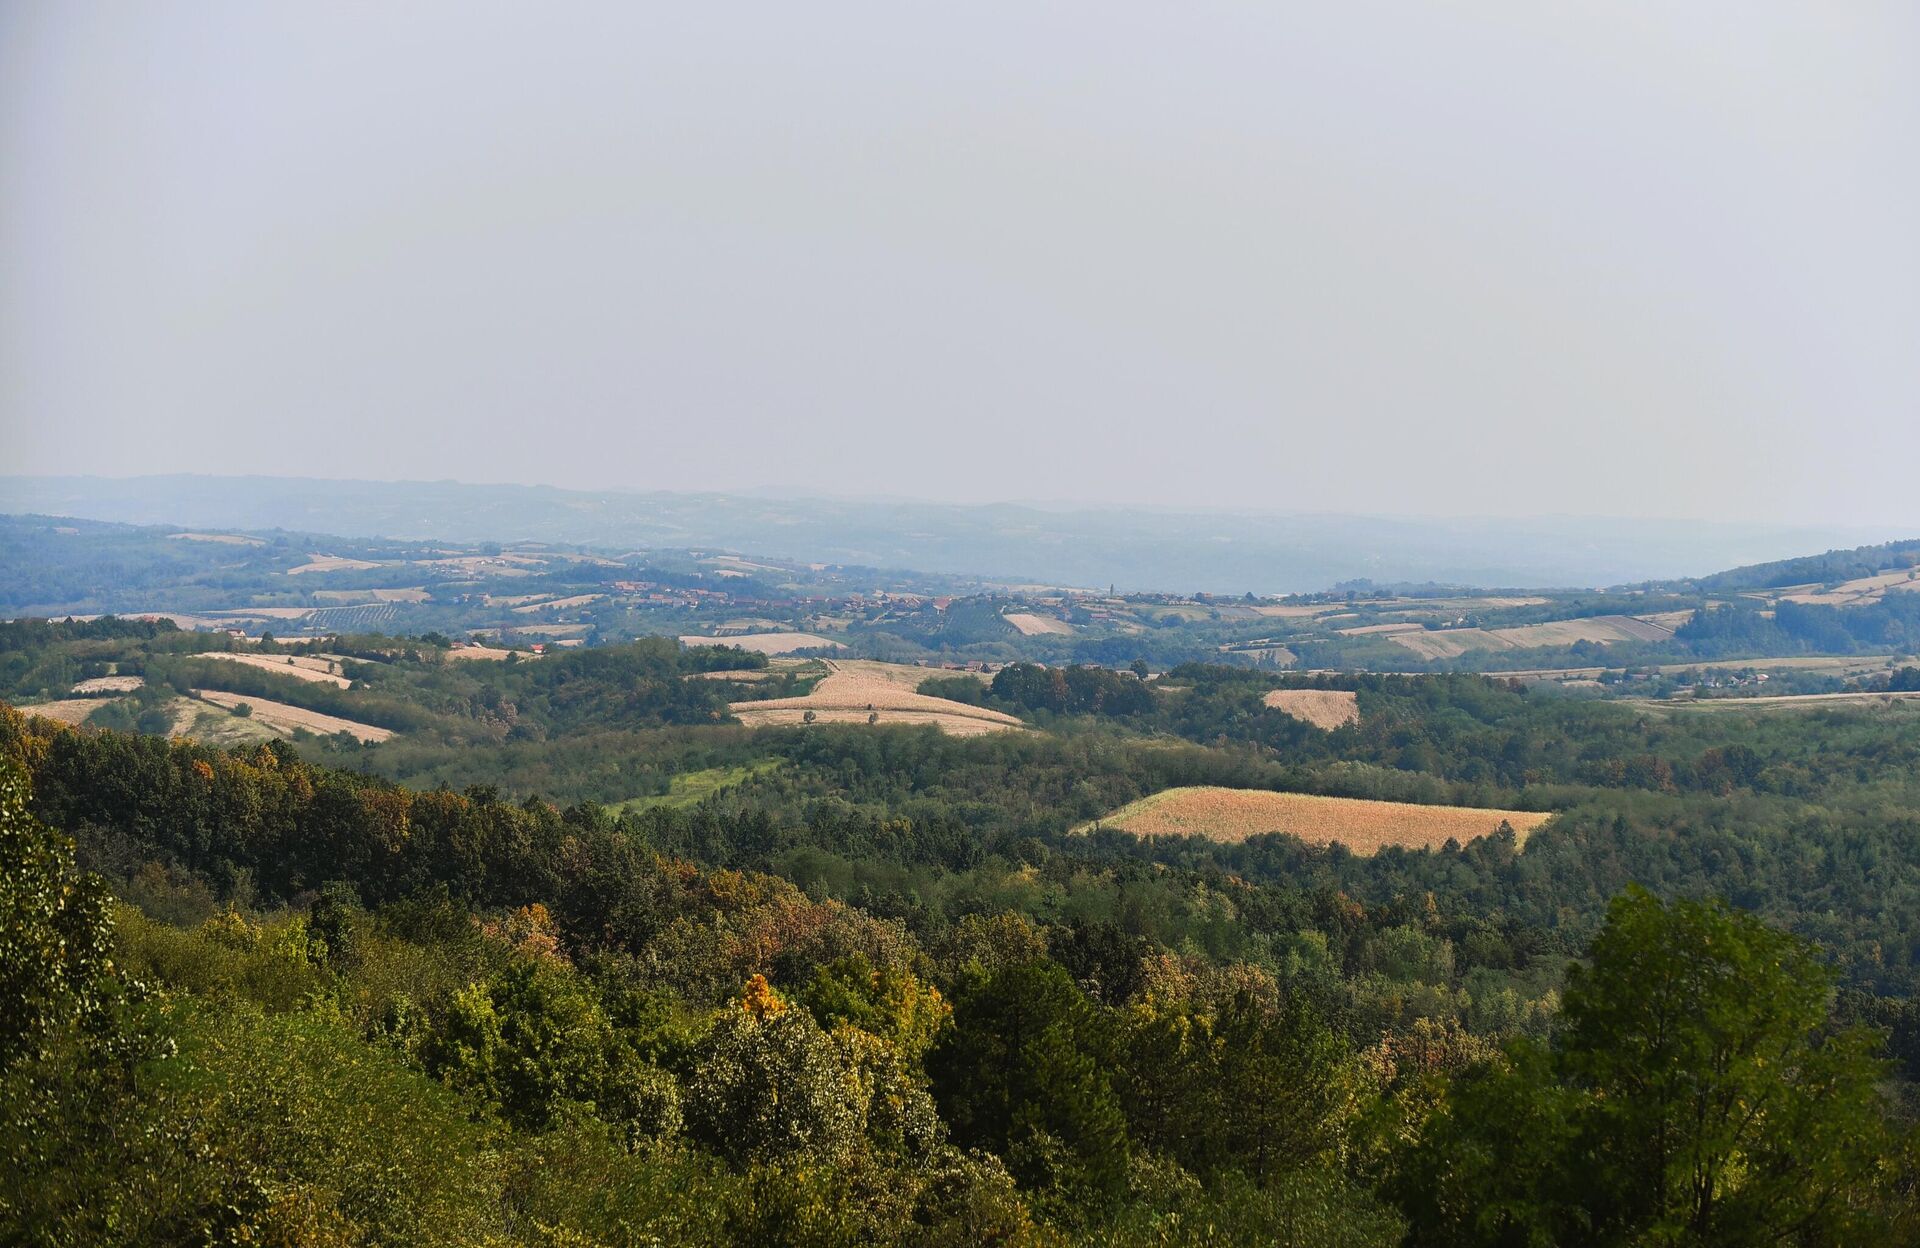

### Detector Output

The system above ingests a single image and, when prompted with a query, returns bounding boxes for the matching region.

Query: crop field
[1776,568,1920,607]
[729,660,1017,736]
[287,555,384,575]
[1388,613,1681,659]
[684,632,845,656]
[1261,689,1360,730]
[14,698,115,726]
[71,675,145,694]
[312,587,432,603]
[167,532,264,545]
[196,652,355,688]
[1081,787,1552,853]
[1004,612,1075,636]
[193,690,394,742]
[513,594,605,613]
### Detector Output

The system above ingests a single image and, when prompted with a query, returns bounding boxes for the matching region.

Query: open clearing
[684,632,845,656]
[287,555,384,575]
[312,587,432,604]
[196,652,355,687]
[1261,689,1360,730]
[513,593,604,613]
[1388,614,1681,660]
[193,690,393,742]
[1633,690,1920,714]
[169,532,264,546]
[729,660,1018,736]
[15,698,116,726]
[1004,612,1075,636]
[1082,787,1552,853]
[71,675,144,694]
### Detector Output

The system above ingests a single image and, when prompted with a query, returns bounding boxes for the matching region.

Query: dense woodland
[9,592,1920,1242]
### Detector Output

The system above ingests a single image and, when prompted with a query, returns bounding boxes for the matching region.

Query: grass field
[729,660,1017,736]
[193,690,393,742]
[1081,786,1551,853]
[1261,689,1360,730]
[610,759,786,813]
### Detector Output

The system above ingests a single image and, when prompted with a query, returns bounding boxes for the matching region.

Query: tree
[1388,887,1900,1246]
[683,997,866,1169]
[927,961,1130,1217]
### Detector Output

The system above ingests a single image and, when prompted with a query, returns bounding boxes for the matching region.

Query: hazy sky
[3,3,1916,524]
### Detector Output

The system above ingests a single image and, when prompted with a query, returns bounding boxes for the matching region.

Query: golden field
[1082,786,1551,854]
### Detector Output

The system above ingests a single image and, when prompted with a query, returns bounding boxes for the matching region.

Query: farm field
[684,632,845,656]
[1004,612,1075,636]
[1388,613,1681,659]
[14,698,116,726]
[167,531,263,545]
[1635,690,1920,714]
[286,555,383,575]
[196,652,355,687]
[729,660,1017,736]
[193,689,394,742]
[312,587,432,603]
[1082,786,1552,853]
[71,675,144,694]
[1261,689,1360,730]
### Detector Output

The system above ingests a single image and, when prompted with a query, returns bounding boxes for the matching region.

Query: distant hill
[1674,538,1920,593]
[0,474,1892,595]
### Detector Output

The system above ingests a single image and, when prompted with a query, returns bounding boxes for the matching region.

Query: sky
[3,3,1916,526]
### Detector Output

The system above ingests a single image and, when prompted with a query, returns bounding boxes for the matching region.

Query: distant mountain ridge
[0,474,1891,595]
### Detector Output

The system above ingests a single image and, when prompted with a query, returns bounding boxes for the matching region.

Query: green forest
[8,610,1920,1243]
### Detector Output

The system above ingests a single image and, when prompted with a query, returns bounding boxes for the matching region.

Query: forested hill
[4,709,1919,1243]
[1658,536,1920,592]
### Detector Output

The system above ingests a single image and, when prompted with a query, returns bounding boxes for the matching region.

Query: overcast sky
[3,3,1916,524]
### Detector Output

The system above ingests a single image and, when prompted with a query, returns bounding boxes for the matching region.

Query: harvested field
[168,532,264,546]
[447,645,518,661]
[195,652,354,688]
[1634,690,1920,713]
[1004,612,1075,636]
[1082,787,1551,853]
[1386,629,1505,660]
[1337,622,1426,637]
[684,632,845,656]
[513,593,604,613]
[1389,614,1681,659]
[193,690,393,742]
[15,698,116,726]
[729,660,1019,736]
[1261,689,1360,730]
[688,668,775,682]
[1252,605,1348,619]
[312,587,432,604]
[287,555,383,575]
[71,675,144,694]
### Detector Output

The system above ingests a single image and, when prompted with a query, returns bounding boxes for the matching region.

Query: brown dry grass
[197,652,354,688]
[71,675,145,694]
[683,633,845,656]
[14,699,115,726]
[447,645,517,661]
[168,532,264,546]
[1004,612,1075,636]
[1261,689,1360,730]
[729,661,1019,736]
[1083,787,1551,854]
[287,555,383,575]
[313,587,432,603]
[193,690,393,742]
